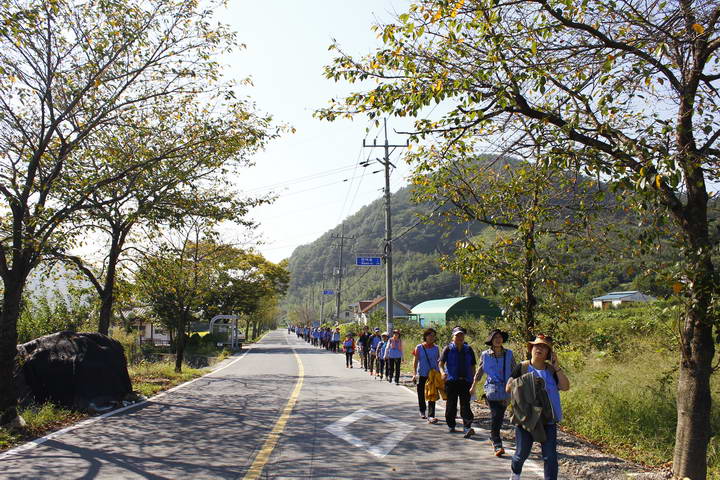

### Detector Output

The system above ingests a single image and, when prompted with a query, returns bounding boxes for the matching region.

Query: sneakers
[509,473,521,480]
[420,412,427,419]
[494,446,505,456]
[427,417,438,424]
[447,426,456,433]
[463,427,475,438]
[395,382,400,385]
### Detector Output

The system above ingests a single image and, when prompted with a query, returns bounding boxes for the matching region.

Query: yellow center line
[243,345,304,480]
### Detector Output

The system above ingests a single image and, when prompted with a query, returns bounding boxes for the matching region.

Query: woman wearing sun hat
[506,335,570,480]
[470,328,516,456]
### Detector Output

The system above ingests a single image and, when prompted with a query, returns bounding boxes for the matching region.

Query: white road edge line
[0,330,274,461]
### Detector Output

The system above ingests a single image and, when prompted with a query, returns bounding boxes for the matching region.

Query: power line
[270,170,383,198]
[245,162,360,194]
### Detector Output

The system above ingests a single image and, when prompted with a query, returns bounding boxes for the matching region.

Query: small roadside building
[410,296,502,327]
[125,307,171,346]
[350,296,412,324]
[592,291,656,309]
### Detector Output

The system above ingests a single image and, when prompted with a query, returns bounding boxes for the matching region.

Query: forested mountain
[283,185,483,313]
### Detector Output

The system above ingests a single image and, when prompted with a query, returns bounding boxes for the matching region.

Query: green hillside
[283,185,485,314]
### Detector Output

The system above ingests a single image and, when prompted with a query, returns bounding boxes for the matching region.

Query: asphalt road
[0,330,544,479]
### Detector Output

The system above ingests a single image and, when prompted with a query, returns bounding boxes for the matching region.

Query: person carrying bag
[470,328,515,456]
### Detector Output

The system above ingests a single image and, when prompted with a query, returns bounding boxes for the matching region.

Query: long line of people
[287,323,570,480]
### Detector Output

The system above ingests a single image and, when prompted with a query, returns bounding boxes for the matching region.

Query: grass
[128,361,207,398]
[0,403,86,451]
[0,361,207,452]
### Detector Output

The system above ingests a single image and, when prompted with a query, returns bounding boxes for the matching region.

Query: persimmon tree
[414,151,595,339]
[318,0,720,477]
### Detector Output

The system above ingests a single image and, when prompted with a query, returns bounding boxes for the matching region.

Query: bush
[17,294,96,344]
[111,328,141,364]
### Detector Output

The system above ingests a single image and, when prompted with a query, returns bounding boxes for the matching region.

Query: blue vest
[370,335,381,351]
[481,349,513,401]
[445,343,474,381]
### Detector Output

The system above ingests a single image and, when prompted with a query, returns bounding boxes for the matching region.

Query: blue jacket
[370,335,381,352]
[443,343,475,381]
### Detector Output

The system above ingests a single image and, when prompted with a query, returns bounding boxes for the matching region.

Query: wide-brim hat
[527,335,552,353]
[381,332,389,337]
[485,329,509,346]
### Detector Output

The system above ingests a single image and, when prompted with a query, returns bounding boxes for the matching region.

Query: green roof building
[410,296,502,327]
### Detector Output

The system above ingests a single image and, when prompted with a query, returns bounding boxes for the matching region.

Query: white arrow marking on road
[324,408,414,458]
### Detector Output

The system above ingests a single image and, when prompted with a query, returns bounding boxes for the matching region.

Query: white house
[592,291,656,309]
[126,306,171,346]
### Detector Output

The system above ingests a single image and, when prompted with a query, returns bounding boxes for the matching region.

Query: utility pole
[363,118,409,334]
[331,226,354,323]
[320,273,326,325]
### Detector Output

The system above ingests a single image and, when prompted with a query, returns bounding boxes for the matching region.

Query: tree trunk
[251,321,258,340]
[98,243,122,335]
[175,318,186,373]
[672,252,715,479]
[0,276,25,425]
[245,318,250,340]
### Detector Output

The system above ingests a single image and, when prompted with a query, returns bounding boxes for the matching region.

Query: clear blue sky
[220,0,414,262]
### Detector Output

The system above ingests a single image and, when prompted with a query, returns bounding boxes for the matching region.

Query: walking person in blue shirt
[384,329,403,385]
[375,332,388,379]
[342,333,355,368]
[331,328,341,353]
[506,335,570,480]
[368,328,382,376]
[470,329,516,456]
[412,328,440,424]
[439,326,477,438]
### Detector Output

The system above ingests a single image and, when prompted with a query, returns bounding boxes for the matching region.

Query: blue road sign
[356,256,382,266]
[322,290,335,295]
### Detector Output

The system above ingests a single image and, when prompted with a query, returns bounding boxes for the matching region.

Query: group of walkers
[288,323,570,480]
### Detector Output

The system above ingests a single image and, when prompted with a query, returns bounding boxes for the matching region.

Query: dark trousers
[386,357,401,383]
[445,380,473,429]
[377,358,385,378]
[417,376,436,417]
[360,350,370,370]
[345,351,354,367]
[512,424,558,480]
[487,400,508,447]
[369,354,377,374]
